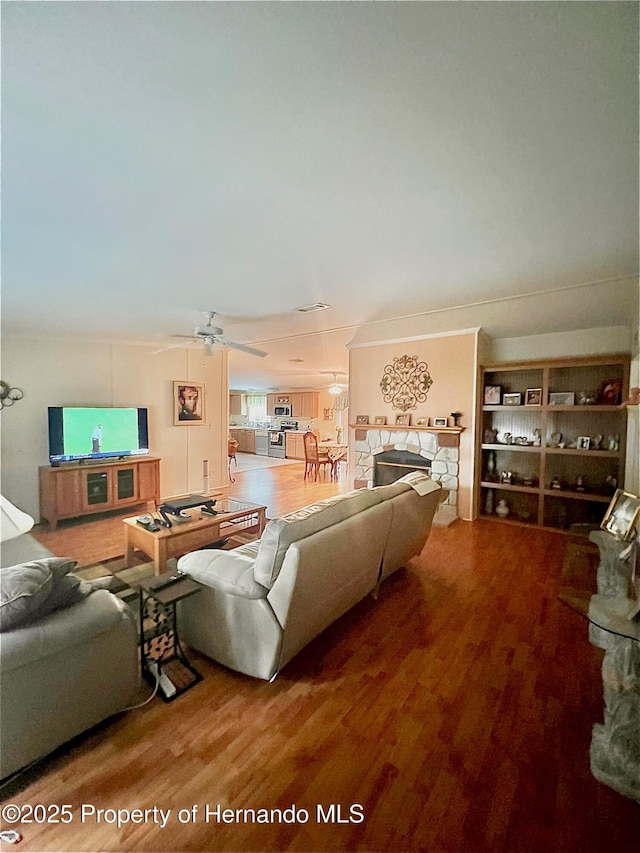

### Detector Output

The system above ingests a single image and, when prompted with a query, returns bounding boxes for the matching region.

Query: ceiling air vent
[295,303,330,313]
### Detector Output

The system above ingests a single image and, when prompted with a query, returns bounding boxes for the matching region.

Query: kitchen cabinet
[477,354,629,532]
[229,394,246,416]
[292,392,318,418]
[285,432,306,460]
[267,392,318,418]
[231,428,256,454]
[39,457,161,530]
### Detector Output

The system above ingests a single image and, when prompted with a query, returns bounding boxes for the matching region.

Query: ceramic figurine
[496,499,509,518]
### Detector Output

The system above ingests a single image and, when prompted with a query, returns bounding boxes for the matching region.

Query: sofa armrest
[0,533,53,568]
[0,591,135,674]
[177,550,268,600]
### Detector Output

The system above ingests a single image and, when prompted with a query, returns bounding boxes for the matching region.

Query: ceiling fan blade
[218,338,268,358]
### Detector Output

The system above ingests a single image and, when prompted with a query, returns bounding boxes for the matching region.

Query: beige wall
[1,337,229,520]
[348,331,478,519]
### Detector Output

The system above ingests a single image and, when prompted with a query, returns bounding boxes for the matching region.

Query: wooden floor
[8,464,640,852]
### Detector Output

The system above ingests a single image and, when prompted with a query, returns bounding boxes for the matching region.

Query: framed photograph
[548,392,575,406]
[174,381,205,425]
[356,415,370,425]
[601,489,640,542]
[395,414,410,426]
[525,388,542,406]
[374,416,387,425]
[576,435,591,450]
[597,378,622,406]
[416,417,429,426]
[433,417,448,428]
[484,385,501,405]
[503,393,522,407]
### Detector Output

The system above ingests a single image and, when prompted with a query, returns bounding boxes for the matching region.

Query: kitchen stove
[268,421,298,458]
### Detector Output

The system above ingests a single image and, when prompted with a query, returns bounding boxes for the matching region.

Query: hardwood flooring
[9,465,640,851]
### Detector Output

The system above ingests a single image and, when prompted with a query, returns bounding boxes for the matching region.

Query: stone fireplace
[353,427,460,525]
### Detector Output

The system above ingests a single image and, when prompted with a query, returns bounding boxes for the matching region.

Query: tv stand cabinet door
[81,467,113,512]
[39,467,82,529]
[138,458,160,505]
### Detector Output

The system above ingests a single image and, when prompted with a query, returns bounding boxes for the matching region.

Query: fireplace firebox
[373,450,432,487]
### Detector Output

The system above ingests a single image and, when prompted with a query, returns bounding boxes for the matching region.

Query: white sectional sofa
[177,473,443,681]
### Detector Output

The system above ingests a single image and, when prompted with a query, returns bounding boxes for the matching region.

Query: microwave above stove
[274,404,292,416]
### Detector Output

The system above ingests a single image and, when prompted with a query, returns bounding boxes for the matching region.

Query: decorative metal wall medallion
[379,355,433,411]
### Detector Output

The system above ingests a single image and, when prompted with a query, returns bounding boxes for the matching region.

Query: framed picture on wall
[174,381,206,425]
[433,417,448,427]
[374,416,387,425]
[356,415,370,425]
[395,414,410,426]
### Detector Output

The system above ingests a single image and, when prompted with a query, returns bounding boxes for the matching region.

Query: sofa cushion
[253,488,383,588]
[0,557,78,631]
[178,550,269,599]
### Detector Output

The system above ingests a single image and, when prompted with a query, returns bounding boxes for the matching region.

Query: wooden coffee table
[123,498,267,575]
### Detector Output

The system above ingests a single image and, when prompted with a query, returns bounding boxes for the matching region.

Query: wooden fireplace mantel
[349,424,464,434]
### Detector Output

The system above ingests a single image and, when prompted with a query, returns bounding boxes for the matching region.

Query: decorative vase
[496,499,509,518]
[485,490,494,515]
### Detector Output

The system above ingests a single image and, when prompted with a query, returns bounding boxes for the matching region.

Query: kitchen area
[229,391,348,461]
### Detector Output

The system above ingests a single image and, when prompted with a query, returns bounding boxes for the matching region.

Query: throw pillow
[0,557,78,631]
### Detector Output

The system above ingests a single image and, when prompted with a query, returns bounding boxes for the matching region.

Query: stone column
[588,531,640,803]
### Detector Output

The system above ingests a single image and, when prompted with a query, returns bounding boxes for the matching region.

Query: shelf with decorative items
[477,354,630,533]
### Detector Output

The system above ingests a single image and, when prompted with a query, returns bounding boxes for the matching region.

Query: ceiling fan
[322,372,348,395]
[171,312,268,358]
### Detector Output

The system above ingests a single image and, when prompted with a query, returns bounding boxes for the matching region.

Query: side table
[139,573,203,702]
[587,530,639,803]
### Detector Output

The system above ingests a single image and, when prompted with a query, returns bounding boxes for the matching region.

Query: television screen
[48,407,149,463]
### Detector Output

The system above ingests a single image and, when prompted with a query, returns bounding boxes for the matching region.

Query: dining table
[319,441,348,479]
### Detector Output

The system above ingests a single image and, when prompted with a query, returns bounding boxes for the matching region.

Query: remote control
[148,574,183,591]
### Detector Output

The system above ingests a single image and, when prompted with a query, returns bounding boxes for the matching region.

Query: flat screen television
[48,407,149,463]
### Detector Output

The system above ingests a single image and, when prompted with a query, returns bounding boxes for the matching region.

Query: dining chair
[228,437,239,483]
[303,431,332,481]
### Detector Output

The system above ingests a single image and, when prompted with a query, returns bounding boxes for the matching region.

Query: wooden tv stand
[39,457,161,529]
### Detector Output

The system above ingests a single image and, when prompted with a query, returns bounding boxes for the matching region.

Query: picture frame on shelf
[503,393,522,407]
[597,378,622,406]
[601,489,640,542]
[548,392,575,406]
[484,386,501,405]
[395,414,411,426]
[416,417,429,426]
[525,388,542,406]
[374,416,387,425]
[174,381,206,425]
[576,436,591,450]
[356,415,370,425]
[433,417,448,428]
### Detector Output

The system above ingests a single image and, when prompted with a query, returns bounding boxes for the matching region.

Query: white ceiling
[2,2,638,391]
